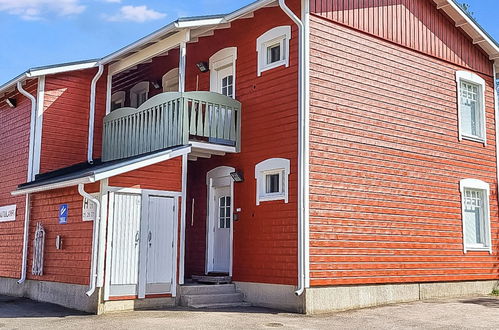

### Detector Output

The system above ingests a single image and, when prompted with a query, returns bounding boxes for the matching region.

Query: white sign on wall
[82,194,100,222]
[0,204,16,222]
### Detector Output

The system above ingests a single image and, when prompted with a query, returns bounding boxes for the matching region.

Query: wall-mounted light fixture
[5,98,16,108]
[196,61,209,73]
[151,80,162,89]
[230,171,244,182]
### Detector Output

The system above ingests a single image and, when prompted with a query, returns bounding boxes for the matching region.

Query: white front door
[144,196,175,295]
[108,193,142,297]
[211,186,231,273]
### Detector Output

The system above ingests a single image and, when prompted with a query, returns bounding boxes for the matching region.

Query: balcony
[102,92,242,162]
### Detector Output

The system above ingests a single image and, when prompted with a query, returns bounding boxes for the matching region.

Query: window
[210,47,237,99]
[459,179,492,253]
[255,158,290,205]
[110,91,125,111]
[162,68,179,92]
[256,26,291,76]
[456,71,486,144]
[219,196,231,229]
[130,81,150,108]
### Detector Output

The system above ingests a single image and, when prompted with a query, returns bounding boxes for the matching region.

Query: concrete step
[192,275,231,284]
[189,302,252,309]
[182,292,244,306]
[180,284,236,296]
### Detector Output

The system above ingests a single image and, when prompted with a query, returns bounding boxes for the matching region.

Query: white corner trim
[255,158,290,205]
[459,178,492,254]
[256,25,292,76]
[33,76,45,178]
[179,154,188,285]
[455,70,487,145]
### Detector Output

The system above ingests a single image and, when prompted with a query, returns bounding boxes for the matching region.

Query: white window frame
[209,47,237,99]
[255,158,290,205]
[130,81,150,108]
[456,71,487,145]
[256,26,291,76]
[459,178,492,253]
[162,68,179,92]
[111,91,125,110]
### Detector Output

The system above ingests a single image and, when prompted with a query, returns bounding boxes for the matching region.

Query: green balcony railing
[102,91,242,162]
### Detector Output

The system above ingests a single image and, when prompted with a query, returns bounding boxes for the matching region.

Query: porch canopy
[11,145,191,196]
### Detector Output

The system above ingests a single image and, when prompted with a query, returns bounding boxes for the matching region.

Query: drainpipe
[494,64,499,208]
[87,65,104,164]
[17,81,37,284]
[78,184,101,296]
[278,0,310,296]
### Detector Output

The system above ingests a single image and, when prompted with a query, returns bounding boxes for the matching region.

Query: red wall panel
[0,80,37,279]
[184,2,301,285]
[309,15,498,286]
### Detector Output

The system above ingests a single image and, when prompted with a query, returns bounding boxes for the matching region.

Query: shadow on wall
[0,295,88,318]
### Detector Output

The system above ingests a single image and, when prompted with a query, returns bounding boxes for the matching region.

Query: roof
[2,0,499,95]
[11,145,191,196]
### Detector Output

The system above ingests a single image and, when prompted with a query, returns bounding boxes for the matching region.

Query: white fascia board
[437,0,499,59]
[11,177,93,196]
[93,146,191,181]
[175,18,224,28]
[27,61,98,78]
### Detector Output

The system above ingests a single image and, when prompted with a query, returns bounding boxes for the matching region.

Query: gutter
[278,0,310,296]
[78,184,101,296]
[88,65,104,164]
[16,81,38,285]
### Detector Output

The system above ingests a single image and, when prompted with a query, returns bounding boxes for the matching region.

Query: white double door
[108,192,176,298]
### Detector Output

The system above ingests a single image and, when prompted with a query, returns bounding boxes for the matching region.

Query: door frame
[103,186,181,301]
[205,166,235,276]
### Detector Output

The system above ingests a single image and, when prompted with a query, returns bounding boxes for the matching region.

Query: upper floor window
[256,26,291,76]
[111,91,125,111]
[456,71,486,144]
[459,179,492,253]
[130,81,150,108]
[255,158,290,205]
[162,68,179,92]
[210,47,237,98]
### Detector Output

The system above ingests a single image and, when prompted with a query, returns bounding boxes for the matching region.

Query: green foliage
[491,289,499,296]
[458,2,475,19]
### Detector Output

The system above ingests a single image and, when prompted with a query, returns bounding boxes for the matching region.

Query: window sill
[258,60,288,76]
[461,134,486,145]
[257,194,287,203]
[464,245,492,253]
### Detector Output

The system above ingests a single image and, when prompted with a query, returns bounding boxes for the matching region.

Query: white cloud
[102,0,121,3]
[105,5,166,23]
[0,0,85,20]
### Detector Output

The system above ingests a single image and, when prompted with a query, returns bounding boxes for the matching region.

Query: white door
[210,186,231,273]
[144,196,176,295]
[109,193,141,297]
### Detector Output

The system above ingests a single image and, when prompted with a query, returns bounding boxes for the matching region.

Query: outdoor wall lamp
[230,171,244,182]
[196,61,209,73]
[5,98,16,108]
[151,80,162,89]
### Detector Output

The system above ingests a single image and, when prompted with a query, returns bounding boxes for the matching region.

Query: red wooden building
[0,0,498,314]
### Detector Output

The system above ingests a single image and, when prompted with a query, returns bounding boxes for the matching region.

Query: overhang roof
[11,145,190,196]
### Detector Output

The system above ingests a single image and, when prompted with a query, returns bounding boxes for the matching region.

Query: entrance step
[192,275,232,284]
[180,283,249,309]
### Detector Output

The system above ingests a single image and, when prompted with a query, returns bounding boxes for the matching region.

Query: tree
[459,2,475,19]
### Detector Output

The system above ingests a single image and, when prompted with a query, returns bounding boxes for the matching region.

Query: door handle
[148,231,152,247]
[134,231,140,246]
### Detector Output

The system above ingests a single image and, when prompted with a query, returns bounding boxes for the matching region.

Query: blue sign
[59,204,68,224]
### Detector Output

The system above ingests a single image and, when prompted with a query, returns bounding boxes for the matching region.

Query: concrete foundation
[99,297,176,314]
[0,277,98,313]
[234,281,304,312]
[305,280,499,314]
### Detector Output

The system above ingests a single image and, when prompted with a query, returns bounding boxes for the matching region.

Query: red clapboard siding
[310,0,493,76]
[108,157,183,191]
[184,2,301,285]
[0,80,37,279]
[40,68,107,173]
[26,183,99,285]
[308,15,498,286]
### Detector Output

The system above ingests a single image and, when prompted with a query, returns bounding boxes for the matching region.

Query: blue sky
[0,0,497,84]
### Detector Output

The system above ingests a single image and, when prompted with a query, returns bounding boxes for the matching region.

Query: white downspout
[493,64,499,207]
[17,81,37,284]
[278,0,310,296]
[87,65,104,164]
[78,184,101,296]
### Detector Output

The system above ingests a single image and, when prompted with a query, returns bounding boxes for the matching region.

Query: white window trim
[111,91,125,109]
[256,26,291,77]
[459,178,492,254]
[130,81,150,108]
[209,47,237,98]
[162,68,179,92]
[255,158,290,205]
[456,71,487,145]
